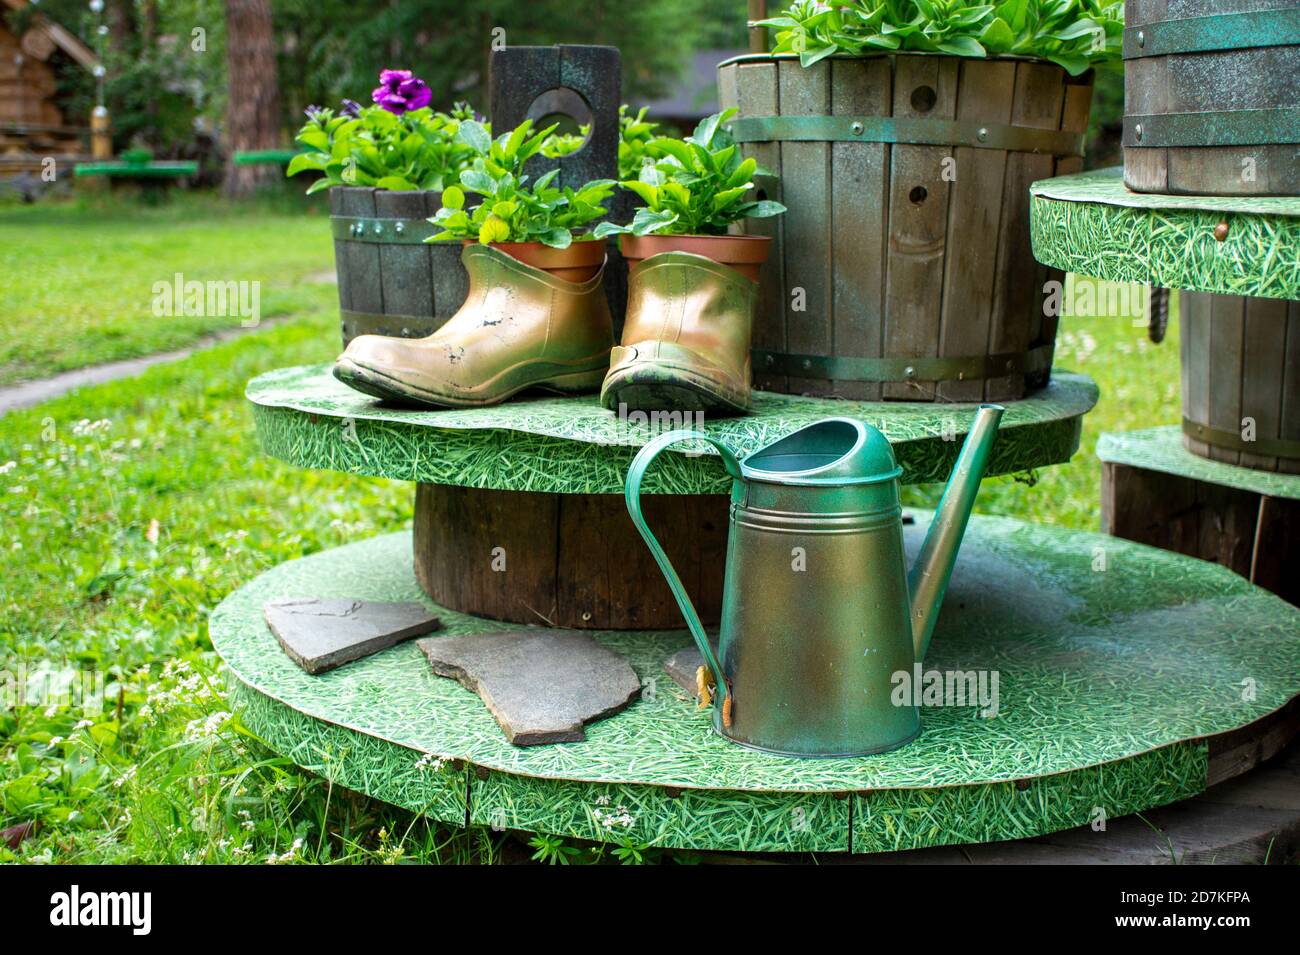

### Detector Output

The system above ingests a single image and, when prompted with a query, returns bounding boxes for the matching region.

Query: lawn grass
[0,192,336,387]
[0,202,1181,862]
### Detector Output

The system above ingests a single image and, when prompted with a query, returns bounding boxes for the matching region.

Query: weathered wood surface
[1124,0,1300,196]
[413,484,729,629]
[719,55,1091,402]
[489,44,628,333]
[1101,459,1300,606]
[328,186,467,347]
[1181,291,1300,474]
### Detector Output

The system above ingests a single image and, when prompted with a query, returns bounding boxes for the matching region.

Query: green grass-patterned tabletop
[1098,426,1300,501]
[211,518,1300,854]
[247,364,1098,493]
[1030,168,1300,301]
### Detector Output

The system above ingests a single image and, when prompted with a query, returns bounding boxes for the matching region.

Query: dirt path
[0,317,293,416]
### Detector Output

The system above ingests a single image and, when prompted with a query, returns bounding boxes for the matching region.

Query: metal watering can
[625,406,1003,757]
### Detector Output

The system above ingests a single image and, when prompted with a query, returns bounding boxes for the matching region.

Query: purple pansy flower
[371,69,432,115]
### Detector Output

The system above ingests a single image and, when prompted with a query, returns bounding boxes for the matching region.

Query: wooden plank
[1181,291,1213,459]
[375,190,435,323]
[1238,296,1287,470]
[883,56,959,400]
[1207,294,1246,466]
[988,62,1065,401]
[328,187,353,322]
[778,58,833,396]
[334,186,384,337]
[829,58,890,401]
[734,61,787,394]
[1280,300,1300,476]
[937,59,1015,402]
[1251,495,1300,605]
[425,190,468,324]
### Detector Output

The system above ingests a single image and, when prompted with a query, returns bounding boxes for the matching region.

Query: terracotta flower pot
[619,233,770,282]
[468,237,607,283]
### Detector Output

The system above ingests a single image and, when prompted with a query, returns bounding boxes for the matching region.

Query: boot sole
[601,362,750,416]
[334,357,608,409]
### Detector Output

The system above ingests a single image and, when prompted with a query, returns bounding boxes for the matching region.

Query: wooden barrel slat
[1124,0,1300,196]
[721,54,1090,402]
[830,57,890,401]
[733,61,788,394]
[1182,291,1300,474]
[413,484,729,630]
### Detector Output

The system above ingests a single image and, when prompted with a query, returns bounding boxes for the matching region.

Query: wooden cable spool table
[214,365,1300,856]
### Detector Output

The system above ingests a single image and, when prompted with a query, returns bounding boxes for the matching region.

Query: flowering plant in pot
[593,109,787,281]
[286,71,480,193]
[426,118,616,282]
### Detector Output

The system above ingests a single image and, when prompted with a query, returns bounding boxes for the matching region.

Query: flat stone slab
[418,630,641,746]
[664,644,713,697]
[264,598,440,674]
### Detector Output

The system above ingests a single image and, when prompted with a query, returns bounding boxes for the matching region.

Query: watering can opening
[742,417,902,485]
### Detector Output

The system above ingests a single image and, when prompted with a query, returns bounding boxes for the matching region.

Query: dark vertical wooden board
[414,485,728,629]
[883,56,959,400]
[1238,296,1287,470]
[988,62,1065,401]
[1281,302,1300,475]
[1252,496,1300,605]
[1123,55,1169,192]
[1102,462,1299,608]
[830,58,891,401]
[424,190,469,323]
[329,187,353,315]
[1207,294,1246,466]
[1181,292,1213,459]
[557,45,621,189]
[936,60,1015,402]
[489,45,561,185]
[335,187,384,339]
[733,62,787,394]
[374,190,435,323]
[778,59,833,396]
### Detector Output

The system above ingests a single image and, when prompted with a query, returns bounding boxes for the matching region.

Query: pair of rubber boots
[334,244,756,414]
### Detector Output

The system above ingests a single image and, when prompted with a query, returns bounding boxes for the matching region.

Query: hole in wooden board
[525,86,594,156]
[910,85,937,113]
[909,185,928,205]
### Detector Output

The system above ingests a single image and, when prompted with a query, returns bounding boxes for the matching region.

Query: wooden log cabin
[1,0,99,181]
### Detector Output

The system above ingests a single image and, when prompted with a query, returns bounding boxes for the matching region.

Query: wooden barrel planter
[1181,291,1300,474]
[1123,0,1300,196]
[412,484,729,629]
[328,186,469,347]
[718,54,1093,402]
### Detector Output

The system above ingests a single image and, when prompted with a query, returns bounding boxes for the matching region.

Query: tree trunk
[222,0,282,197]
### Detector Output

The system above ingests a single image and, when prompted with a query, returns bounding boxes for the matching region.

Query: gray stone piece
[418,629,641,746]
[264,598,440,675]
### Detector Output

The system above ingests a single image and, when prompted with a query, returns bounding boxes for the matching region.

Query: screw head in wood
[850,121,864,135]
[1135,124,1143,142]
[373,223,383,235]
[395,222,405,234]
[1214,221,1230,242]
[1137,30,1145,48]
[904,365,917,379]
[977,127,989,143]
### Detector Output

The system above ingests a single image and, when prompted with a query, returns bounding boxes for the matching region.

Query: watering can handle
[625,430,741,701]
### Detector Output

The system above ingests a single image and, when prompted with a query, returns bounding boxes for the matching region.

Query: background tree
[222,0,281,196]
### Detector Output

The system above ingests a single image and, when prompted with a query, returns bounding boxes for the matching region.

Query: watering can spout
[908,404,1004,660]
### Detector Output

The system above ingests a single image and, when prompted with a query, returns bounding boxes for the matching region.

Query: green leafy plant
[758,0,1123,75]
[286,102,479,194]
[426,119,615,248]
[593,109,786,239]
[540,125,591,158]
[617,105,660,179]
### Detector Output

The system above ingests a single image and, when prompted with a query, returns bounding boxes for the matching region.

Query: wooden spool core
[412,484,729,629]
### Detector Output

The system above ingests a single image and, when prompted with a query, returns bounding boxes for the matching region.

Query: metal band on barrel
[1182,417,1300,461]
[729,115,1085,156]
[330,216,438,244]
[1124,108,1300,147]
[753,344,1054,383]
[1123,9,1300,59]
